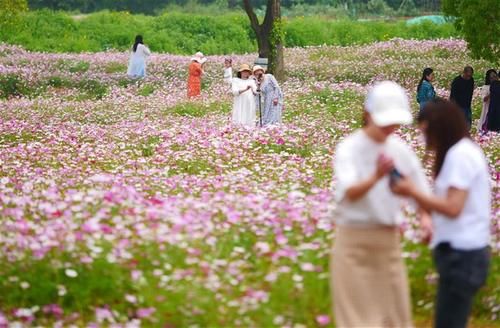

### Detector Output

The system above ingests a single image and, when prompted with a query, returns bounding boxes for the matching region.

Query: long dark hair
[484,69,497,85]
[133,35,143,52]
[418,99,469,177]
[417,67,433,93]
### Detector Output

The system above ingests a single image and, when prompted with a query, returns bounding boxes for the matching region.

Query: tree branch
[262,0,275,33]
[242,0,261,34]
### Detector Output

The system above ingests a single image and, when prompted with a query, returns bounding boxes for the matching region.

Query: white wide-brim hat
[191,52,207,64]
[365,81,413,127]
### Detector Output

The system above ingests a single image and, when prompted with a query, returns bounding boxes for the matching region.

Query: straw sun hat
[238,64,252,73]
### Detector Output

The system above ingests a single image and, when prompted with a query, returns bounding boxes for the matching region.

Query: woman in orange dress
[187,52,206,98]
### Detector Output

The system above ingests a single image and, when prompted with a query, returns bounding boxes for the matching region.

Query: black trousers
[433,243,490,328]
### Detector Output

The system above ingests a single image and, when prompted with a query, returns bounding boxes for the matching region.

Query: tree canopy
[0,0,28,38]
[442,0,500,63]
[26,0,441,15]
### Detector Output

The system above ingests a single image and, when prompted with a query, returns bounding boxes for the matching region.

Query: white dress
[127,43,151,78]
[477,85,490,131]
[231,78,257,127]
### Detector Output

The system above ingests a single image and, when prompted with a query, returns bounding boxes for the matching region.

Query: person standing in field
[127,35,151,78]
[486,72,500,132]
[331,81,431,328]
[416,67,436,112]
[450,66,474,130]
[391,99,491,328]
[230,64,258,127]
[478,69,498,132]
[187,52,207,98]
[253,65,283,126]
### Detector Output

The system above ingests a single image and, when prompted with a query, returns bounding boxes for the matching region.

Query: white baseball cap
[364,81,413,127]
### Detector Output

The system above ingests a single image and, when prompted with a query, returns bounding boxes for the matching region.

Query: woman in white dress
[127,35,151,78]
[229,64,258,127]
[477,69,498,132]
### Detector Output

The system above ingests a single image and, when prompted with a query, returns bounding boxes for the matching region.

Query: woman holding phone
[229,64,257,126]
[391,99,491,328]
[331,81,431,327]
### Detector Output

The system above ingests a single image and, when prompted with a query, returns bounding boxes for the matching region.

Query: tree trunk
[242,0,284,82]
[268,0,284,81]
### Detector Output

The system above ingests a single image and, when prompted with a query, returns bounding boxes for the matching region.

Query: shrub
[0,10,459,54]
[0,74,29,98]
[77,79,108,99]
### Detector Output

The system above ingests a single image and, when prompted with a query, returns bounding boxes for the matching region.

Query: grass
[1,241,497,326]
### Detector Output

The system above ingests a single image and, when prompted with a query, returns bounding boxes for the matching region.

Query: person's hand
[419,213,433,245]
[390,176,416,197]
[273,98,279,106]
[224,59,232,68]
[375,154,394,179]
[247,85,252,90]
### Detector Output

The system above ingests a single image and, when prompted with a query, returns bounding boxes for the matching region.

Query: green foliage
[285,18,456,47]
[442,0,500,63]
[104,61,127,73]
[138,84,157,96]
[77,79,108,99]
[0,0,28,38]
[0,10,458,54]
[169,101,231,117]
[0,254,135,315]
[367,0,394,16]
[0,74,30,98]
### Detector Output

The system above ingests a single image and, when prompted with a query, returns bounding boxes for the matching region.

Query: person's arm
[392,178,468,218]
[418,207,433,243]
[343,154,394,202]
[223,67,233,85]
[232,83,251,96]
[483,86,491,102]
[270,75,283,105]
[449,78,457,100]
[142,44,151,56]
[250,80,258,95]
[427,84,436,100]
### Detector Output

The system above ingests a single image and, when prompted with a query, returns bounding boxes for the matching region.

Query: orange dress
[187,62,203,98]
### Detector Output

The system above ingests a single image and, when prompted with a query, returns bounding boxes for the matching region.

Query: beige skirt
[330,225,413,328]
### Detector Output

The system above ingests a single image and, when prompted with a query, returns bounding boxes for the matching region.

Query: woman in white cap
[127,35,151,78]
[253,65,283,126]
[391,99,491,328]
[230,64,258,127]
[187,52,207,98]
[331,81,431,327]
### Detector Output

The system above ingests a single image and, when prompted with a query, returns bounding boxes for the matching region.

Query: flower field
[0,39,498,327]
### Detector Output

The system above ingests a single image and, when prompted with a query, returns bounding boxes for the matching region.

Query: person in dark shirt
[450,66,475,130]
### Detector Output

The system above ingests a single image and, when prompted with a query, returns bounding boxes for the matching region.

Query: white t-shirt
[431,138,491,250]
[334,130,430,226]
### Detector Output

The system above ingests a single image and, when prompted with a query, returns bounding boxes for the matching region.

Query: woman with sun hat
[187,52,207,98]
[253,65,283,126]
[230,64,258,126]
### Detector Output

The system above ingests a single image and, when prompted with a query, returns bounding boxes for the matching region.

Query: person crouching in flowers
[253,65,283,126]
[391,99,491,328]
[187,52,207,98]
[230,64,257,127]
[127,35,151,79]
[331,81,432,328]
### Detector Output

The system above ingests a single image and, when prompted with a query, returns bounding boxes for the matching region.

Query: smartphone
[389,168,402,184]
